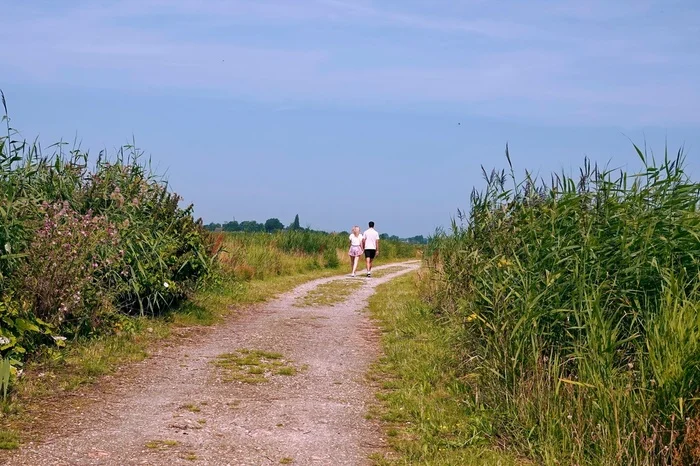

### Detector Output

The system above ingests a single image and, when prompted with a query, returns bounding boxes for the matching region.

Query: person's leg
[365,250,375,276]
[352,255,359,274]
[350,254,354,273]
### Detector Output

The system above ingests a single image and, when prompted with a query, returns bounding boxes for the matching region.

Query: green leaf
[14,318,40,333]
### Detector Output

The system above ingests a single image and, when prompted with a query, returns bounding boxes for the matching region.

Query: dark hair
[369,221,375,228]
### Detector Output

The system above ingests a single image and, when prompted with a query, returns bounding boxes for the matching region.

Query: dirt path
[2,261,420,466]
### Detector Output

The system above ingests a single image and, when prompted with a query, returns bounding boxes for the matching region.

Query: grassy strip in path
[295,279,364,307]
[366,272,522,466]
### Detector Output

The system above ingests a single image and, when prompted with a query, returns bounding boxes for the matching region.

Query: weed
[181,451,198,461]
[0,429,19,450]
[279,457,294,464]
[145,439,178,449]
[276,367,296,376]
[179,404,201,413]
[212,349,297,384]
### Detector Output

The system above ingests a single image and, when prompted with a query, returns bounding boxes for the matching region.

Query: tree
[204,222,222,231]
[239,220,264,232]
[222,220,240,232]
[289,214,301,230]
[264,218,284,232]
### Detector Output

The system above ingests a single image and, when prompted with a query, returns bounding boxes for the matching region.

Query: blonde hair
[352,225,360,235]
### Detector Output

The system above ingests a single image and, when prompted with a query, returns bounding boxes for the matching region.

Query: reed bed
[427,147,700,465]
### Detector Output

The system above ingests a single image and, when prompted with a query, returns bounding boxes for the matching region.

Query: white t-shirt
[363,228,379,250]
[349,233,363,246]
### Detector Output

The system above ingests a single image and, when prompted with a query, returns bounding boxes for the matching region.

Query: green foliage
[323,246,339,268]
[0,96,213,382]
[276,229,343,255]
[17,202,120,328]
[426,146,700,465]
[1,357,10,402]
[264,218,284,232]
[0,428,19,450]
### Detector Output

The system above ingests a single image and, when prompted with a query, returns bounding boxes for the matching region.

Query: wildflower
[0,336,10,345]
[163,281,170,288]
[497,257,513,268]
[465,313,477,322]
[52,336,67,342]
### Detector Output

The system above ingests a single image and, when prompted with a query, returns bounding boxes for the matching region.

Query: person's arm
[361,236,366,250]
[376,237,379,255]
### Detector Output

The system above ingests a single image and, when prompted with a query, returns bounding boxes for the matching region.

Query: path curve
[3,261,420,466]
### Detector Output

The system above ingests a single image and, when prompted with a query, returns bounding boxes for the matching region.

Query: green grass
[145,439,178,449]
[179,403,201,413]
[0,429,19,450]
[181,451,198,461]
[212,349,297,384]
[296,279,364,307]
[367,273,520,465]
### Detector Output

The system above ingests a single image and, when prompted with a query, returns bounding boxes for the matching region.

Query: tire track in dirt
[2,261,420,466]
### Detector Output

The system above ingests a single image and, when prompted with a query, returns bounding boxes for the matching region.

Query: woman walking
[348,226,363,277]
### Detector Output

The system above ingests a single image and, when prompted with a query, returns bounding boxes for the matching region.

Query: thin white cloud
[2,0,699,126]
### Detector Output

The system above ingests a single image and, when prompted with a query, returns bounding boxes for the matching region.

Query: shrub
[0,102,214,369]
[18,202,121,328]
[80,155,212,315]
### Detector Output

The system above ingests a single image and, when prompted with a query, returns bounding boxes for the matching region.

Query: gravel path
[2,261,420,466]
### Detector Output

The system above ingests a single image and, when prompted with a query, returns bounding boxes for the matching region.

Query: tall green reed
[427,145,700,465]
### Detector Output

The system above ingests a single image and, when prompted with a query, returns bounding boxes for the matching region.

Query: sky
[2,0,699,236]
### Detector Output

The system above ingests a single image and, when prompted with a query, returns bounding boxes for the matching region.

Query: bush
[0,107,214,370]
[17,202,120,329]
[81,157,212,315]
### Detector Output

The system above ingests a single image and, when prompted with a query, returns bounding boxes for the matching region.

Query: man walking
[362,221,380,277]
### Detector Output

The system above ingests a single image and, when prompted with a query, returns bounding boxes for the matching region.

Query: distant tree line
[204,214,428,244]
[380,233,427,244]
[204,214,303,233]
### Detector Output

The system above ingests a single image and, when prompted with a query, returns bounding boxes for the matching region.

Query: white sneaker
[350,273,355,277]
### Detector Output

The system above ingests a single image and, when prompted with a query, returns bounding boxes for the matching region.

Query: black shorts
[364,249,376,259]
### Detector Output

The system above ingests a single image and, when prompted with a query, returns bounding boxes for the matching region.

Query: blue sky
[2,0,699,236]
